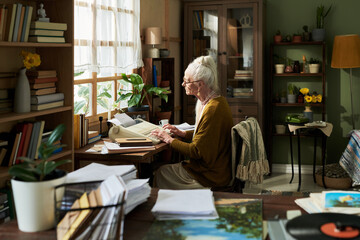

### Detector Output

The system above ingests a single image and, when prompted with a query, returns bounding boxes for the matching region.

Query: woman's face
[182,73,200,96]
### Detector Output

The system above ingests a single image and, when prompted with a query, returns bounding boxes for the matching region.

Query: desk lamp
[331,34,360,129]
[145,27,162,58]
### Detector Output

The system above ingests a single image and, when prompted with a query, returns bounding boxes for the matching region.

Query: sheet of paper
[65,163,136,183]
[114,113,137,127]
[174,122,195,131]
[104,141,155,151]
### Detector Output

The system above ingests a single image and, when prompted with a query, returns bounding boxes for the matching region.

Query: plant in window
[116,73,169,110]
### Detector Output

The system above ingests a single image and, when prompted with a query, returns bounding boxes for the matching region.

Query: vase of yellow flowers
[300,88,322,123]
[14,51,41,113]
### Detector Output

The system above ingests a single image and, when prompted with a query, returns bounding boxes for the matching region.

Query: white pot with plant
[287,84,298,103]
[117,73,169,112]
[9,124,70,232]
[309,58,320,73]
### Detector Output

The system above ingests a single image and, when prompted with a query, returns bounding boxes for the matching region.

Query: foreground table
[0,189,306,239]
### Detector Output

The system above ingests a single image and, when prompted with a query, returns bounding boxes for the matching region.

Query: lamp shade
[331,34,360,69]
[145,27,162,45]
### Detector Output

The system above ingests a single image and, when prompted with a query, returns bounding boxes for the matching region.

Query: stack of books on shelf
[0,121,62,166]
[0,72,15,114]
[27,70,64,111]
[0,3,33,42]
[0,192,10,224]
[233,70,253,80]
[88,130,101,144]
[74,114,92,149]
[29,21,67,43]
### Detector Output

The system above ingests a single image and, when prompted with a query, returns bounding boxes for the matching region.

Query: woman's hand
[151,128,174,144]
[162,124,186,138]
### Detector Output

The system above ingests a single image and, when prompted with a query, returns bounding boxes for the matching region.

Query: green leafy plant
[275,30,281,36]
[309,58,320,64]
[303,25,309,33]
[116,73,169,108]
[8,124,71,182]
[316,4,332,28]
[288,84,299,95]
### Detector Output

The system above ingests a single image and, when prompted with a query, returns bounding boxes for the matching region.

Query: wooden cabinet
[142,58,175,123]
[268,42,326,164]
[182,0,264,129]
[0,0,74,188]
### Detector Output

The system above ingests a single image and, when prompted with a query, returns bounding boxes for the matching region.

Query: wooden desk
[0,189,306,239]
[74,140,169,176]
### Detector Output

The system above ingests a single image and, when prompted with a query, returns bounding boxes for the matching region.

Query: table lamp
[331,34,360,129]
[145,27,162,58]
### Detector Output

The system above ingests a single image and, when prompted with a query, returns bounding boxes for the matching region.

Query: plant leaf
[8,165,38,181]
[47,124,65,145]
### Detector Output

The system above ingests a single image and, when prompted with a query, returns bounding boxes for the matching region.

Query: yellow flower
[304,95,312,103]
[300,88,309,95]
[21,51,41,69]
[312,94,317,103]
[316,94,322,103]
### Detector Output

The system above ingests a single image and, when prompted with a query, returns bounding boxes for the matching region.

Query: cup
[275,125,286,134]
[159,119,169,126]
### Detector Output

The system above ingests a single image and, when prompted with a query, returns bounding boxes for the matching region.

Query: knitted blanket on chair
[232,117,269,184]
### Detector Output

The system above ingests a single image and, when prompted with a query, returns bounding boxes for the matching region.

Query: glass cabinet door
[225,5,256,100]
[190,7,219,63]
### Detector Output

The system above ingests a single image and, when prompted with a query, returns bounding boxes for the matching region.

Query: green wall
[265,0,360,165]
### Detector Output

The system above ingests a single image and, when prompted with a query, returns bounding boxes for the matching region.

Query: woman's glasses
[182,77,201,85]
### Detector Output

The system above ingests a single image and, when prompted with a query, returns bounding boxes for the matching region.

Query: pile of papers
[295,190,360,214]
[173,122,195,131]
[151,189,218,220]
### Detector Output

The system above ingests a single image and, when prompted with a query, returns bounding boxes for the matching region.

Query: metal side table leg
[289,128,294,184]
[313,135,317,183]
[322,134,327,189]
[297,129,301,192]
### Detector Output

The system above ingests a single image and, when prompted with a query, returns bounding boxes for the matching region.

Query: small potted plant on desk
[117,73,169,112]
[9,124,71,232]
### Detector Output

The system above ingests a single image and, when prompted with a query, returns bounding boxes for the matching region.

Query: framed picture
[126,111,150,122]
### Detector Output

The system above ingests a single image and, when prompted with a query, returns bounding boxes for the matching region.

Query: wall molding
[272,164,322,174]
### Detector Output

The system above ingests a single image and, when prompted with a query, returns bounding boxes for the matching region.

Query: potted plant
[273,30,282,43]
[9,124,71,232]
[287,83,298,103]
[312,4,332,41]
[116,73,169,112]
[274,54,285,74]
[302,25,310,41]
[292,32,302,43]
[285,57,294,73]
[309,58,321,73]
[155,102,173,122]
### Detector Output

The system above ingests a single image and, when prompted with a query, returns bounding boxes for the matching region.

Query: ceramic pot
[273,35,282,43]
[309,64,320,73]
[14,68,31,113]
[11,169,67,232]
[292,35,302,43]
[312,28,325,41]
[285,65,293,73]
[303,106,313,122]
[275,64,285,74]
[127,105,150,112]
[287,94,297,103]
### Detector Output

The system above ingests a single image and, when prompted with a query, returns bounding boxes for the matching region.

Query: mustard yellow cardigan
[170,96,233,187]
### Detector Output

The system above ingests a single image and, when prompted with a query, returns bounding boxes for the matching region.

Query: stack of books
[0,192,10,224]
[27,70,64,111]
[29,21,67,43]
[0,3,34,42]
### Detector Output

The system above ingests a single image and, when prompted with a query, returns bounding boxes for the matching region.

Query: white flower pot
[309,64,320,73]
[11,170,66,232]
[287,94,297,103]
[275,64,285,74]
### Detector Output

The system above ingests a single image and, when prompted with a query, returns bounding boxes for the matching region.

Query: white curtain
[74,0,143,75]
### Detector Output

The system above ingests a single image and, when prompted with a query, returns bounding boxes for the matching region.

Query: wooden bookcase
[182,0,265,130]
[0,0,74,188]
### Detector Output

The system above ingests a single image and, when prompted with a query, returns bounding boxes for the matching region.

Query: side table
[288,123,333,191]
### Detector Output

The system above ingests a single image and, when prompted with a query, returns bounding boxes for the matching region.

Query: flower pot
[312,28,325,41]
[303,106,313,122]
[273,35,282,43]
[14,68,31,113]
[11,169,67,232]
[275,125,286,134]
[292,35,302,43]
[160,80,170,88]
[274,64,285,74]
[285,65,293,73]
[309,64,320,73]
[128,105,150,112]
[287,94,296,104]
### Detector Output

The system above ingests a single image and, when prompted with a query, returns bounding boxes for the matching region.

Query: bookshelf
[0,0,74,188]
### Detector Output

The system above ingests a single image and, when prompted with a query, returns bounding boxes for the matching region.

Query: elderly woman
[151,56,233,189]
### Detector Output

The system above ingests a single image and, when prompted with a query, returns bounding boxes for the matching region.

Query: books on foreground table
[151,189,218,220]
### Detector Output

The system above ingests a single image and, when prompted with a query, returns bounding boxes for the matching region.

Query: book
[30,21,67,31]
[31,87,56,96]
[21,123,33,158]
[115,137,153,147]
[27,121,40,158]
[9,132,21,166]
[88,135,101,144]
[0,140,8,147]
[29,29,64,37]
[20,5,29,42]
[27,70,57,78]
[15,123,28,164]
[12,3,22,42]
[34,121,45,159]
[31,100,64,111]
[30,82,56,89]
[0,148,7,166]
[0,6,6,41]
[23,6,33,42]
[0,132,15,167]
[29,36,65,43]
[16,6,25,42]
[74,115,80,149]
[104,141,156,154]
[31,92,64,104]
[88,130,99,139]
[6,4,16,42]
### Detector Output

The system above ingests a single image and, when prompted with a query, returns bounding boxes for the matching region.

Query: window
[74,0,143,121]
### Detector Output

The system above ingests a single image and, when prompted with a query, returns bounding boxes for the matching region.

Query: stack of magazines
[151,189,218,220]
